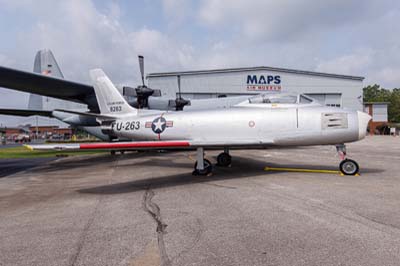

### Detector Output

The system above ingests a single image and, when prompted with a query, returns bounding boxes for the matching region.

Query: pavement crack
[142,188,171,266]
[69,157,119,266]
[69,196,101,266]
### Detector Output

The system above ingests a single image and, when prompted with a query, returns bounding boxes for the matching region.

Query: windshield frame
[248,93,314,105]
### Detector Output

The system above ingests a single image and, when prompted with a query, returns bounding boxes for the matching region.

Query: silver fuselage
[107,102,370,147]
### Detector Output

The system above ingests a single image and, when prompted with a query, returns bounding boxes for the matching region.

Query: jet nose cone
[357,111,371,140]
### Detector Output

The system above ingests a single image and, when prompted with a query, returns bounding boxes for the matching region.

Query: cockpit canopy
[248,93,314,104]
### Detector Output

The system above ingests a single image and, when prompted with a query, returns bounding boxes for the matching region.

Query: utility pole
[36,116,38,141]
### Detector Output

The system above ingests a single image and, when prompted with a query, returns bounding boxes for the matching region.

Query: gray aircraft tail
[28,49,64,109]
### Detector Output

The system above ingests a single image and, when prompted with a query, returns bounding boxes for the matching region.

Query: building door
[325,94,341,107]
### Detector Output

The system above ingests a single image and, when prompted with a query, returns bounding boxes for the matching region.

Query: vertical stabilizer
[27,49,86,112]
[90,69,137,116]
[28,49,64,110]
[33,49,64,78]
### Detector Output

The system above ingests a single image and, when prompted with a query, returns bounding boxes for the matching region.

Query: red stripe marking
[79,141,190,150]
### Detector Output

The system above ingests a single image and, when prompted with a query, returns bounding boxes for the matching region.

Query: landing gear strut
[193,147,212,176]
[217,148,231,167]
[336,144,359,175]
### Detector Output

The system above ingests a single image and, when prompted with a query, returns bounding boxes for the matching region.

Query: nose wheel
[339,159,359,175]
[336,144,360,175]
[192,147,213,176]
[193,159,212,176]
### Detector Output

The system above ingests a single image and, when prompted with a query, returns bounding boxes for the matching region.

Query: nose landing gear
[193,147,213,176]
[193,159,212,175]
[336,144,359,175]
[216,147,232,167]
[339,159,359,175]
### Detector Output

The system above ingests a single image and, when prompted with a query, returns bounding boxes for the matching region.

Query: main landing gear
[110,150,125,155]
[193,148,232,175]
[336,144,359,175]
[217,148,232,167]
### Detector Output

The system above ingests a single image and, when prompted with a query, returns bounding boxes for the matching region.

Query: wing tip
[23,144,33,151]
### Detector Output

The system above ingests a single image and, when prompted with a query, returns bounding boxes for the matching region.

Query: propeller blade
[138,55,145,86]
[175,75,190,110]
[177,75,181,99]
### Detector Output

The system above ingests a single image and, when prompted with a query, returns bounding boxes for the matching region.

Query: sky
[0,0,400,126]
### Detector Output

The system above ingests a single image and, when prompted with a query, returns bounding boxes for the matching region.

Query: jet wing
[24,139,273,151]
[0,66,99,111]
[25,141,192,151]
[0,108,53,117]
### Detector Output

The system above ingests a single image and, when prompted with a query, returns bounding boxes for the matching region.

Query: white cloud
[0,54,15,66]
[315,51,373,75]
[0,0,200,123]
[372,68,400,88]
[196,0,400,88]
[1,0,400,121]
[162,0,192,27]
[5,0,196,85]
[198,0,391,42]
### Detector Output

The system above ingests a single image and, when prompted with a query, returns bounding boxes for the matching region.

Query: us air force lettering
[26,69,371,176]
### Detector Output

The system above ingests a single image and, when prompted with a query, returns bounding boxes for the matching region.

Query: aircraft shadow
[78,156,384,195]
[30,151,183,173]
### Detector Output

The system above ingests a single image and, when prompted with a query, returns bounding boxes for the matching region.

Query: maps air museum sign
[246,75,282,92]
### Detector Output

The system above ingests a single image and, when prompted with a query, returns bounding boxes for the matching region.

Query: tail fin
[28,49,65,110]
[89,69,137,116]
[33,49,64,78]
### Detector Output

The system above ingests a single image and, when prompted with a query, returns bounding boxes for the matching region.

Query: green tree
[363,85,400,123]
[390,88,400,123]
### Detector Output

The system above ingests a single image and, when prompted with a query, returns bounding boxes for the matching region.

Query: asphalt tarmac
[0,136,400,266]
[0,158,56,178]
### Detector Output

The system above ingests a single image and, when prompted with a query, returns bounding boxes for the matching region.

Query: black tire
[193,159,212,175]
[339,159,359,175]
[217,152,232,167]
[110,150,116,155]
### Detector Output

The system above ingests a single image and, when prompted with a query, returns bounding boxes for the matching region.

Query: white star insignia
[154,118,165,131]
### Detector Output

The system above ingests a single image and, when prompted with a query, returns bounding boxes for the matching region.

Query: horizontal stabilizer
[54,109,116,121]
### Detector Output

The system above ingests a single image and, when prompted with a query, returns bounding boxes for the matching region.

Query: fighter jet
[26,69,372,176]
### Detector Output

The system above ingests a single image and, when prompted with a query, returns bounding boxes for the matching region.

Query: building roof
[364,102,389,105]
[147,66,365,81]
